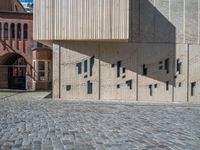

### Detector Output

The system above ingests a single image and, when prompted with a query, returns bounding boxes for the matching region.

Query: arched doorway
[0,53,28,90]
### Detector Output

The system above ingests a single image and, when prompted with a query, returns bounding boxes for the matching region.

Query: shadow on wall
[58,0,176,86]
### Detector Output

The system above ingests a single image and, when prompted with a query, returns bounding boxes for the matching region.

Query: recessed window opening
[149,85,153,96]
[117,61,122,78]
[23,24,28,39]
[76,62,82,74]
[166,81,169,91]
[11,23,15,39]
[4,23,8,40]
[165,58,169,74]
[84,60,88,73]
[87,81,93,94]
[143,64,147,76]
[90,56,95,76]
[191,82,196,96]
[17,23,21,40]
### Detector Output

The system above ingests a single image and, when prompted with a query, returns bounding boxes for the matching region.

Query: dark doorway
[0,56,27,90]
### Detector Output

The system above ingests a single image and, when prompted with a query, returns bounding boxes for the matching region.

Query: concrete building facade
[34,0,200,103]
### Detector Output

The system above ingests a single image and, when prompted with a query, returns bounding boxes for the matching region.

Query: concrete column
[53,43,61,98]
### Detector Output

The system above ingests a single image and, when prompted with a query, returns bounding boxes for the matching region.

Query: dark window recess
[112,64,115,68]
[11,23,15,39]
[166,81,169,91]
[165,58,169,74]
[143,64,147,76]
[126,80,132,90]
[4,23,8,40]
[149,85,153,96]
[66,85,71,91]
[84,75,88,78]
[177,59,182,74]
[90,56,95,76]
[87,81,93,94]
[38,61,45,70]
[117,61,122,78]
[117,84,120,89]
[122,67,126,74]
[84,60,88,73]
[179,82,182,87]
[23,24,28,39]
[17,23,21,39]
[76,62,82,74]
[154,84,157,88]
[159,61,163,70]
[122,75,126,79]
[191,82,196,96]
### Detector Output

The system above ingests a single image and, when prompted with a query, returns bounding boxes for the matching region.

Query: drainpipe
[187,44,189,102]
[59,41,61,99]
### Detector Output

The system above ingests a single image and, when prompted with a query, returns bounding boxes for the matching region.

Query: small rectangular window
[76,62,82,74]
[87,81,93,94]
[179,82,182,87]
[191,82,196,96]
[84,60,88,73]
[166,81,169,91]
[66,85,71,91]
[143,64,147,76]
[154,84,157,88]
[122,67,126,74]
[159,61,163,70]
[112,64,115,68]
[165,58,169,74]
[177,59,182,74]
[117,61,122,78]
[90,56,95,76]
[149,85,153,96]
[126,80,132,90]
[38,61,45,71]
[117,84,120,89]
[38,61,46,81]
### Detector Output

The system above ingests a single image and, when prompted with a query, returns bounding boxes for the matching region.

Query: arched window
[4,23,8,40]
[11,23,15,39]
[17,23,21,40]
[23,24,28,40]
[0,23,2,39]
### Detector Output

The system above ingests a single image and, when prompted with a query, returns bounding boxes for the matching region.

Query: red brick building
[0,0,52,90]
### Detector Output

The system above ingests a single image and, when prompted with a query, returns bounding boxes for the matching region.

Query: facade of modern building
[34,0,200,103]
[0,0,52,90]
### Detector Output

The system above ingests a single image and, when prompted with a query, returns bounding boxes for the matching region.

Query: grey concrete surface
[0,92,200,150]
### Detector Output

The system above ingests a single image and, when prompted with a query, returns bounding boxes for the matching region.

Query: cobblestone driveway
[0,92,200,150]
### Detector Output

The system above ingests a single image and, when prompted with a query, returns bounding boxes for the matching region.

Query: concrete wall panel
[59,42,99,100]
[189,44,200,102]
[174,44,188,102]
[170,0,184,43]
[100,43,137,100]
[185,0,199,43]
[137,43,174,102]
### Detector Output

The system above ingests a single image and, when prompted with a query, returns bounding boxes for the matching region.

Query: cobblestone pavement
[0,92,200,150]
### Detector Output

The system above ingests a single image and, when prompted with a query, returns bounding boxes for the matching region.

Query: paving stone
[0,92,200,150]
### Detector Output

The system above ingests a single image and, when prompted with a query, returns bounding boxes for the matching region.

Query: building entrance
[0,55,28,90]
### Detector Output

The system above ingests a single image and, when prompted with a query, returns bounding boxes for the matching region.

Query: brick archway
[0,53,29,90]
